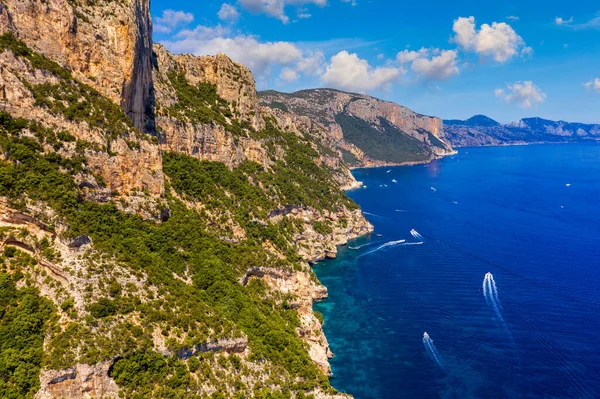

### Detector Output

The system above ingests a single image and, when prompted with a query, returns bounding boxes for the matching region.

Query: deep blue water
[313,144,600,399]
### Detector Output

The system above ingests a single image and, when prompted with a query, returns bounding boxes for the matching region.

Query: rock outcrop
[36,361,119,399]
[268,206,373,263]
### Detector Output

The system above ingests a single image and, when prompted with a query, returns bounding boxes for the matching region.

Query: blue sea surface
[313,144,600,399]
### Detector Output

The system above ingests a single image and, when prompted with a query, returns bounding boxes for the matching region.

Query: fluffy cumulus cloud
[495,81,546,108]
[218,4,240,22]
[321,51,404,93]
[452,16,531,62]
[584,78,600,92]
[154,10,194,33]
[162,26,303,76]
[397,48,459,80]
[238,0,327,24]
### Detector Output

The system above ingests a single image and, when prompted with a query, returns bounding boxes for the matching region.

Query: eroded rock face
[1,0,155,132]
[176,337,249,359]
[36,361,119,399]
[269,206,374,264]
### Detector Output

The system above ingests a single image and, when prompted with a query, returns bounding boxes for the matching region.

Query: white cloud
[218,4,240,22]
[575,15,600,29]
[155,9,194,34]
[495,81,546,108]
[296,50,325,76]
[584,78,600,92]
[555,16,573,25]
[238,0,327,24]
[321,51,404,93]
[411,50,459,80]
[506,16,519,21]
[556,15,600,30]
[396,48,429,64]
[396,48,459,81]
[452,16,530,62]
[162,26,303,76]
[279,67,299,82]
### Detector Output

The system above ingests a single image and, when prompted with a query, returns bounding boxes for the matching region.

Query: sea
[313,143,600,399]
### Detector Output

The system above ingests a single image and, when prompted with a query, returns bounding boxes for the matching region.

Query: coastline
[348,153,455,172]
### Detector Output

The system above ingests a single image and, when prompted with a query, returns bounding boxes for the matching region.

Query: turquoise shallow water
[313,144,600,399]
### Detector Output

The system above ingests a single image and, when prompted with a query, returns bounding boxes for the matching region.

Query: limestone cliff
[0,0,155,132]
[259,88,456,167]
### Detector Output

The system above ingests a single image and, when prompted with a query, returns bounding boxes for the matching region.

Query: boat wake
[483,272,506,327]
[423,332,446,373]
[357,239,406,258]
[348,241,383,250]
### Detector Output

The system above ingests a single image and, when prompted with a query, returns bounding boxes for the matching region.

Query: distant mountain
[444,115,501,128]
[444,115,600,147]
[259,89,455,167]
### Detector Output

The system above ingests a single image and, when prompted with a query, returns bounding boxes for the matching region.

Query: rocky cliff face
[444,115,600,147]
[0,36,165,205]
[259,89,455,167]
[152,44,269,168]
[0,0,155,132]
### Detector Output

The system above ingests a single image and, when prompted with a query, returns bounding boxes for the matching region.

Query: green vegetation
[335,113,430,164]
[0,272,55,399]
[253,120,357,212]
[269,101,289,113]
[338,147,358,166]
[0,109,348,396]
[312,221,333,236]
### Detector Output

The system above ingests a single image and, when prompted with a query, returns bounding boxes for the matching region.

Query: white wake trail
[357,239,406,258]
[348,241,382,250]
[423,332,446,372]
[483,272,505,325]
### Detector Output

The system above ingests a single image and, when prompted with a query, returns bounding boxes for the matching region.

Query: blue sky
[151,0,600,123]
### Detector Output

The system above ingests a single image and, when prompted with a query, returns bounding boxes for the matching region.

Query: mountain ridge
[443,114,600,147]
[259,88,455,168]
